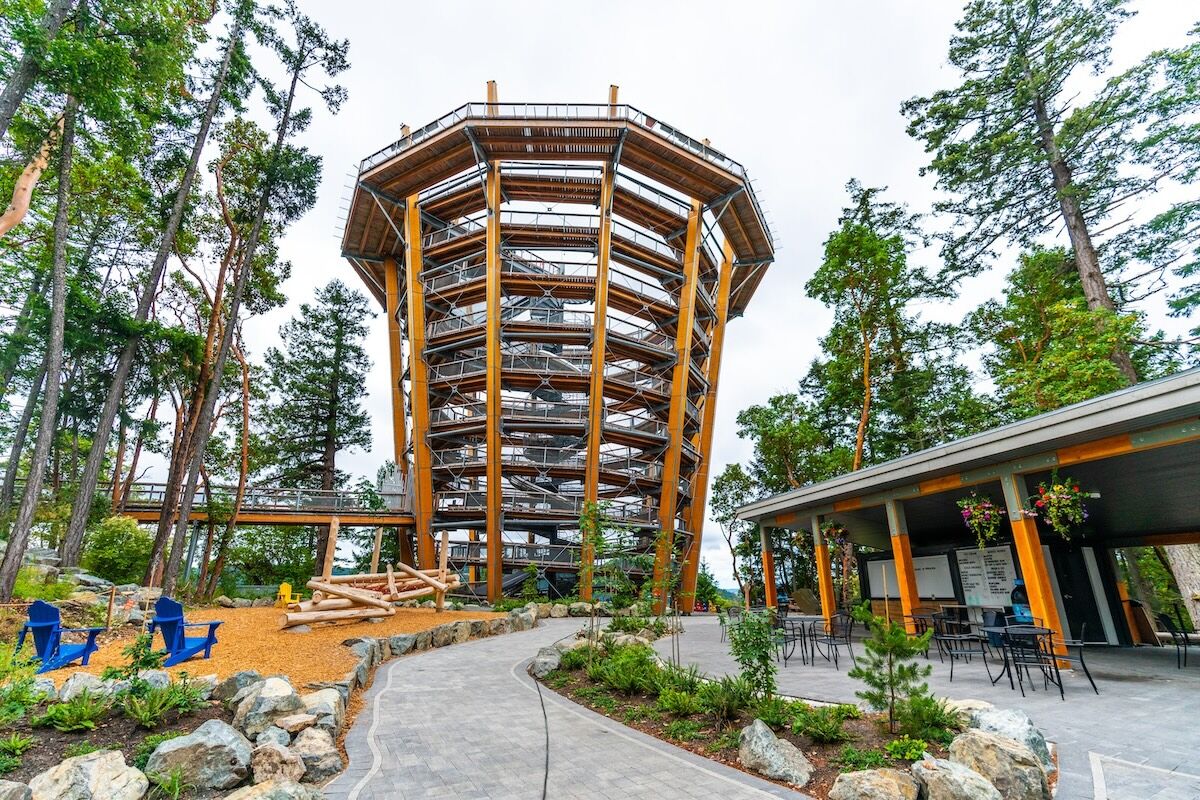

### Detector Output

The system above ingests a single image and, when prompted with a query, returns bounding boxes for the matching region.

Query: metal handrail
[115,480,412,514]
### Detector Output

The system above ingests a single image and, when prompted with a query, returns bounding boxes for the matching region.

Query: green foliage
[558,645,598,672]
[31,691,111,732]
[11,568,73,601]
[0,643,43,721]
[133,732,185,770]
[885,736,928,762]
[792,705,851,744]
[519,564,541,601]
[847,609,932,733]
[82,515,154,585]
[698,675,754,728]
[706,728,741,752]
[544,672,570,690]
[0,733,35,757]
[101,634,166,694]
[226,527,316,591]
[0,754,19,775]
[148,766,192,800]
[164,674,207,714]
[663,719,703,742]
[622,705,657,724]
[836,744,887,772]
[574,686,616,714]
[655,689,703,717]
[593,645,660,696]
[123,686,176,729]
[694,560,722,609]
[606,616,665,636]
[897,694,962,746]
[833,703,863,721]
[63,740,100,758]
[649,663,702,696]
[752,695,798,730]
[727,609,778,699]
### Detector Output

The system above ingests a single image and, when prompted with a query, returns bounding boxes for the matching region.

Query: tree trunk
[314,335,342,577]
[852,336,872,471]
[118,396,157,512]
[0,0,75,144]
[1030,88,1138,384]
[1161,544,1200,628]
[0,272,48,401]
[0,356,48,513]
[59,14,245,567]
[0,115,65,238]
[0,97,76,601]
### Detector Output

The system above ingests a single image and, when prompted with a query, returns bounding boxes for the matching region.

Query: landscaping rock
[234,677,305,737]
[194,673,218,700]
[141,669,170,690]
[283,625,312,635]
[970,708,1054,773]
[273,713,317,734]
[464,604,489,612]
[420,600,435,609]
[594,601,612,616]
[738,719,813,787]
[28,750,147,800]
[72,573,111,589]
[232,597,253,608]
[944,698,994,719]
[221,779,324,800]
[567,601,592,617]
[256,727,291,748]
[214,670,263,703]
[950,729,1050,800]
[488,618,509,636]
[536,603,553,619]
[530,647,561,679]
[126,608,144,625]
[389,633,416,656]
[290,727,343,782]
[68,590,99,605]
[216,595,236,608]
[414,630,432,650]
[251,743,306,784]
[0,781,30,800]
[145,718,252,790]
[300,688,345,734]
[912,757,1002,800]
[829,768,920,800]
[58,673,105,702]
[432,623,456,647]
[469,619,487,637]
[30,679,56,702]
[549,604,568,618]
[253,598,274,607]
[453,620,472,643]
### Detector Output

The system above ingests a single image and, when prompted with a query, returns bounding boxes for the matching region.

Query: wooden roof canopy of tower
[340,82,775,317]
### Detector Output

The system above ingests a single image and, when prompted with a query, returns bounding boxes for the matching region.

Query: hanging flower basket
[1026,470,1088,540]
[820,521,849,546]
[956,492,1003,549]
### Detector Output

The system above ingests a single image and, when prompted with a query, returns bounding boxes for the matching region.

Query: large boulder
[255,727,291,748]
[488,618,509,636]
[141,669,170,690]
[300,688,345,734]
[549,604,568,619]
[912,757,1002,800]
[388,634,416,656]
[530,647,561,679]
[144,718,252,790]
[950,729,1050,800]
[214,670,264,703]
[234,677,306,737]
[290,727,343,782]
[251,743,306,784]
[567,602,592,617]
[737,719,813,787]
[0,781,30,800]
[30,679,56,702]
[28,750,147,800]
[944,698,994,719]
[431,623,456,647]
[58,673,107,702]
[221,779,324,800]
[273,713,316,734]
[829,768,920,800]
[970,708,1053,773]
[453,621,472,643]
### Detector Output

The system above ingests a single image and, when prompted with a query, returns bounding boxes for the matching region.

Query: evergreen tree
[263,279,373,575]
[848,609,932,734]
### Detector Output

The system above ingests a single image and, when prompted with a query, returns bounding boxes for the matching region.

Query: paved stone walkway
[654,615,1200,800]
[323,619,805,800]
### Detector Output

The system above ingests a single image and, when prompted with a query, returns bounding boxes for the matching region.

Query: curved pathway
[323,619,806,800]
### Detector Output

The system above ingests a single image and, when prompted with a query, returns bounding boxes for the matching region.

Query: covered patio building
[737,368,1200,649]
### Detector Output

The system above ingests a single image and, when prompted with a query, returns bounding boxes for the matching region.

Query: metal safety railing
[116,479,413,514]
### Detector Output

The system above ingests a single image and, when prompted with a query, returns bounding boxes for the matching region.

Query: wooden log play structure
[277,521,460,630]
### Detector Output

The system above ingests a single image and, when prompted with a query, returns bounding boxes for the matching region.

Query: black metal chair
[901,614,932,659]
[776,617,809,666]
[1051,622,1098,694]
[720,605,742,643]
[1002,626,1063,700]
[1157,611,1190,669]
[934,614,994,683]
[810,612,855,670]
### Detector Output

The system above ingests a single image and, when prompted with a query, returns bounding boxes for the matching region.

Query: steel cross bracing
[343,92,771,605]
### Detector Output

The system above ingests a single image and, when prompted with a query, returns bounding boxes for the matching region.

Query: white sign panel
[955,546,1017,607]
[867,554,955,600]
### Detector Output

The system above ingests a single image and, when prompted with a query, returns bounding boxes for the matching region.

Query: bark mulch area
[0,700,231,792]
[540,669,949,799]
[54,606,502,691]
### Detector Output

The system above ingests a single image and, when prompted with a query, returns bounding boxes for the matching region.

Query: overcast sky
[239,0,1197,590]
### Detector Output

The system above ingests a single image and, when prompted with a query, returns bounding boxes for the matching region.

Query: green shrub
[847,609,933,733]
[655,689,703,717]
[11,568,73,601]
[82,515,154,585]
[558,646,598,671]
[133,732,185,770]
[897,693,961,745]
[834,703,863,720]
[124,687,176,729]
[622,705,657,724]
[595,645,660,696]
[64,740,100,758]
[0,642,44,722]
[0,754,19,774]
[649,663,702,696]
[148,766,192,800]
[164,675,207,714]
[101,634,166,694]
[836,744,887,771]
[727,610,778,699]
[606,616,667,637]
[706,728,741,752]
[752,695,798,730]
[0,733,34,757]
[31,692,111,732]
[663,719,703,742]
[698,675,753,728]
[545,671,570,690]
[885,735,928,761]
[792,705,851,744]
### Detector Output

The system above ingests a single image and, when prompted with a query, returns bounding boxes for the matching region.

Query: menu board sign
[955,545,1017,607]
[867,555,955,599]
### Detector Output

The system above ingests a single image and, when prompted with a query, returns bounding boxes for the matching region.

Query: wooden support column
[651,199,703,614]
[383,256,409,476]
[812,514,836,626]
[484,161,504,602]
[760,527,778,609]
[322,517,340,581]
[579,167,616,601]
[1000,472,1068,656]
[885,499,920,631]
[404,195,436,568]
[369,527,383,574]
[678,239,734,611]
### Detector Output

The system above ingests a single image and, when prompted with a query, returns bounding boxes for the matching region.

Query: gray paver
[323,619,808,799]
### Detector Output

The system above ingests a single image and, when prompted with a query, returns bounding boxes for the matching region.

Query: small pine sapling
[847,607,932,733]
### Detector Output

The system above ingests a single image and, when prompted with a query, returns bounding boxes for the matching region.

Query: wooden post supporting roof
[678,239,734,611]
[760,527,777,609]
[999,471,1068,657]
[484,161,504,603]
[812,514,836,628]
[579,167,616,602]
[383,256,409,476]
[885,499,920,632]
[651,199,703,614]
[404,195,436,569]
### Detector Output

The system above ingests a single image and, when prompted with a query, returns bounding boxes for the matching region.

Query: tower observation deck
[340,83,774,605]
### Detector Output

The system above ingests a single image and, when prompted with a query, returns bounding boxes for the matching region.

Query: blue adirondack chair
[16,599,104,674]
[148,596,222,667]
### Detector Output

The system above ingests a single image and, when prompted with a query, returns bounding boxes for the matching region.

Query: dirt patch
[55,606,501,691]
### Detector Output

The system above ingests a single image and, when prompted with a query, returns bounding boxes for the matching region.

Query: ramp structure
[341,83,774,604]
